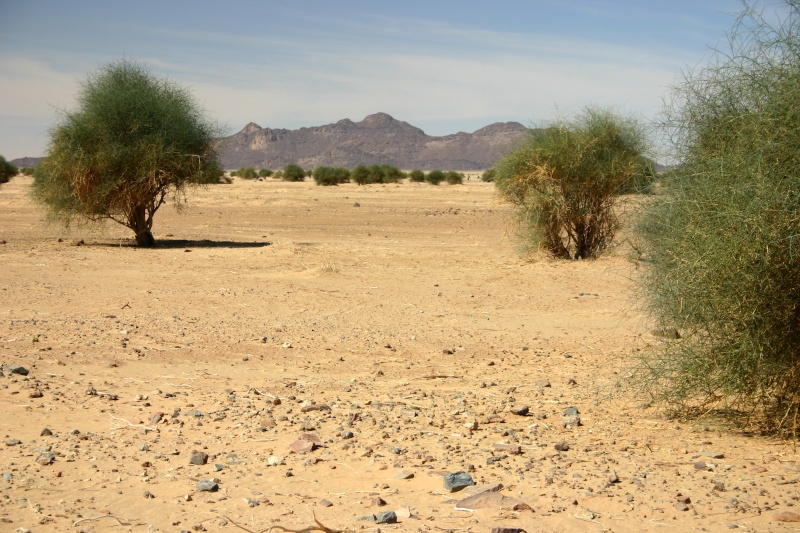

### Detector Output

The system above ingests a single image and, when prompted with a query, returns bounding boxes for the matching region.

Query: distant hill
[9,157,43,168]
[218,112,528,171]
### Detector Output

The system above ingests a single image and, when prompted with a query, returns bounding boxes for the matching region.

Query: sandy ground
[2,175,800,533]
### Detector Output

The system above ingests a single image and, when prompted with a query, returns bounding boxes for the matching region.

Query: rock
[300,404,331,413]
[510,406,529,416]
[5,439,21,446]
[674,502,690,511]
[40,428,52,436]
[196,480,219,492]
[455,491,529,511]
[566,378,578,385]
[751,465,768,473]
[534,379,551,388]
[693,451,725,459]
[444,471,475,492]
[372,497,387,506]
[463,483,504,496]
[608,471,620,483]
[189,450,209,465]
[353,202,360,207]
[36,452,55,465]
[491,529,528,533]
[341,431,354,439]
[493,444,521,455]
[694,461,709,470]
[487,455,507,465]
[267,455,285,466]
[289,433,323,453]
[395,470,414,479]
[150,413,164,425]
[773,511,800,522]
[144,490,155,499]
[554,441,570,452]
[319,499,333,507]
[6,365,29,376]
[561,406,581,427]
[359,510,397,524]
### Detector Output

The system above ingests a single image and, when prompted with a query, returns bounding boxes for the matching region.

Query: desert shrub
[351,165,370,185]
[272,170,283,180]
[313,166,350,186]
[493,106,647,259]
[0,156,17,183]
[21,167,35,176]
[258,168,273,178]
[31,59,220,246]
[305,168,313,177]
[481,168,496,182]
[445,171,464,185]
[617,156,658,195]
[235,167,258,180]
[282,163,305,182]
[633,2,800,433]
[425,170,444,185]
[380,165,404,183]
[408,169,425,182]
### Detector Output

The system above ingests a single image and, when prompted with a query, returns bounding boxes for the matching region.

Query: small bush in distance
[21,167,35,176]
[313,166,350,186]
[481,168,496,182]
[493,106,647,259]
[425,170,444,185]
[282,163,305,182]
[0,156,18,183]
[380,165,404,183]
[633,2,800,433]
[408,169,425,182]
[258,168,273,178]
[445,171,464,185]
[272,170,283,180]
[235,167,258,180]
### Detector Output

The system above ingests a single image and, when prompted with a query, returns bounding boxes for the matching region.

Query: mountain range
[218,112,527,171]
[10,113,529,172]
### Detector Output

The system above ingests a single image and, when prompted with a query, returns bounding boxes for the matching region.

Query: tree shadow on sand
[86,239,272,249]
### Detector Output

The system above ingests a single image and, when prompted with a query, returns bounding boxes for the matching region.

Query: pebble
[510,405,529,416]
[554,441,570,452]
[267,455,285,466]
[491,529,528,533]
[444,471,475,492]
[319,499,333,507]
[395,470,414,479]
[5,439,21,446]
[372,496,387,506]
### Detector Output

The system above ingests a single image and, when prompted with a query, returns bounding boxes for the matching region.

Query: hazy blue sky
[0,0,754,160]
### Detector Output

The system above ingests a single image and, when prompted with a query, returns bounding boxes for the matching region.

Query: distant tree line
[227,163,471,187]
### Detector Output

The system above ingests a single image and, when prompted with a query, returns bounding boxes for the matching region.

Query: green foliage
[351,164,403,185]
[258,168,273,178]
[634,2,800,433]
[272,170,283,180]
[617,156,658,195]
[445,171,464,185]
[494,106,647,259]
[0,156,18,183]
[304,168,313,177]
[282,163,305,182]
[21,167,35,176]
[425,170,444,185]
[408,169,425,182]
[481,168,496,182]
[31,59,220,246]
[235,167,258,180]
[313,166,350,186]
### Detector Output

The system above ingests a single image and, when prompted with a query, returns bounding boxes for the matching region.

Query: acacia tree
[494,107,648,259]
[32,59,221,246]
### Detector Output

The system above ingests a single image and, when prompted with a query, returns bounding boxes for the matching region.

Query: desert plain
[2,175,800,533]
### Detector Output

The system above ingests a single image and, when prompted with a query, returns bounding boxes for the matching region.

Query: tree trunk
[130,205,156,247]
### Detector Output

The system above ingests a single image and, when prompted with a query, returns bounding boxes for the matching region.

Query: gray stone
[444,471,475,492]
[189,450,209,465]
[5,439,21,446]
[395,470,414,479]
[196,480,219,492]
[554,441,570,452]
[510,406,529,416]
[6,365,29,376]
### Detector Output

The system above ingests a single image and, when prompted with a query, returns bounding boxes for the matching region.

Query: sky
[0,0,757,161]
